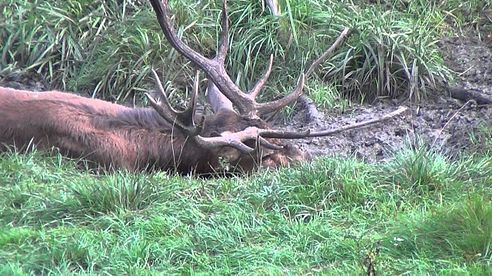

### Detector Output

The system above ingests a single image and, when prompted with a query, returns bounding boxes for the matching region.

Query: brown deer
[0,0,407,175]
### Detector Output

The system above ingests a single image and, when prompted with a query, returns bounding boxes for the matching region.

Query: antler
[145,69,203,136]
[148,0,351,118]
[149,0,251,115]
[147,0,407,154]
[196,106,409,153]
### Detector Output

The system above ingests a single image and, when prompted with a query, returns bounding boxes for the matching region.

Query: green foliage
[345,7,449,100]
[307,78,350,111]
[251,157,378,217]
[70,173,161,214]
[386,195,492,262]
[468,124,492,154]
[1,0,468,104]
[384,145,459,195]
[397,0,490,29]
[1,0,145,97]
[1,146,491,274]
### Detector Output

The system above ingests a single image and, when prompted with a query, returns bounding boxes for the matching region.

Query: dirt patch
[440,35,492,95]
[282,99,492,162]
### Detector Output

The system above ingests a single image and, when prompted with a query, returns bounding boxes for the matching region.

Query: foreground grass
[0,146,491,274]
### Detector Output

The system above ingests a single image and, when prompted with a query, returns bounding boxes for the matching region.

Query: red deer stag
[0,0,407,175]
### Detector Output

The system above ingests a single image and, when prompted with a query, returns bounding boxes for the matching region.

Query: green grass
[3,0,480,104]
[1,0,491,274]
[307,78,351,111]
[0,145,491,274]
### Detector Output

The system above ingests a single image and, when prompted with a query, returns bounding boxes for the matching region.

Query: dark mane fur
[105,107,171,130]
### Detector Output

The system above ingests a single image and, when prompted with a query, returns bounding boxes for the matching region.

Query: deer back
[0,87,226,173]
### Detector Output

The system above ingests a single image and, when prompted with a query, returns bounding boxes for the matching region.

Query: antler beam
[149,0,255,115]
[196,106,409,153]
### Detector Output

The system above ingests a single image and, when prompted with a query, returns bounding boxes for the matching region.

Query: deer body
[0,0,390,175]
[0,87,223,173]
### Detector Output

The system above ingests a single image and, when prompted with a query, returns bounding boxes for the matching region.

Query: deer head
[146,67,310,173]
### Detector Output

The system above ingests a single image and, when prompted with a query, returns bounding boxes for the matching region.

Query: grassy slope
[0,146,491,274]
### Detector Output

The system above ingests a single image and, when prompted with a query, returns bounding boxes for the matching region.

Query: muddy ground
[278,29,492,162]
[2,27,492,163]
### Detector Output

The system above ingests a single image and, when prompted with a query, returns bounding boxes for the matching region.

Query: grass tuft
[383,145,459,195]
[71,173,161,215]
[385,195,492,262]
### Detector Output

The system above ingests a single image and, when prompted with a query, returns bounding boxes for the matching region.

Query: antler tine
[256,73,305,115]
[195,126,284,153]
[150,68,180,115]
[249,54,274,100]
[195,127,260,153]
[216,0,229,65]
[255,27,352,116]
[188,70,200,121]
[189,70,206,134]
[258,137,284,150]
[146,69,181,127]
[305,27,352,78]
[146,69,202,136]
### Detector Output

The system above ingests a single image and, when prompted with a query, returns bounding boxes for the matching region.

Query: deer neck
[101,107,218,173]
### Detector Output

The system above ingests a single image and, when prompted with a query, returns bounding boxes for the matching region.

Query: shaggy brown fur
[0,87,308,174]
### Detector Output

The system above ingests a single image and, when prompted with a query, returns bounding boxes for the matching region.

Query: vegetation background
[0,0,491,274]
